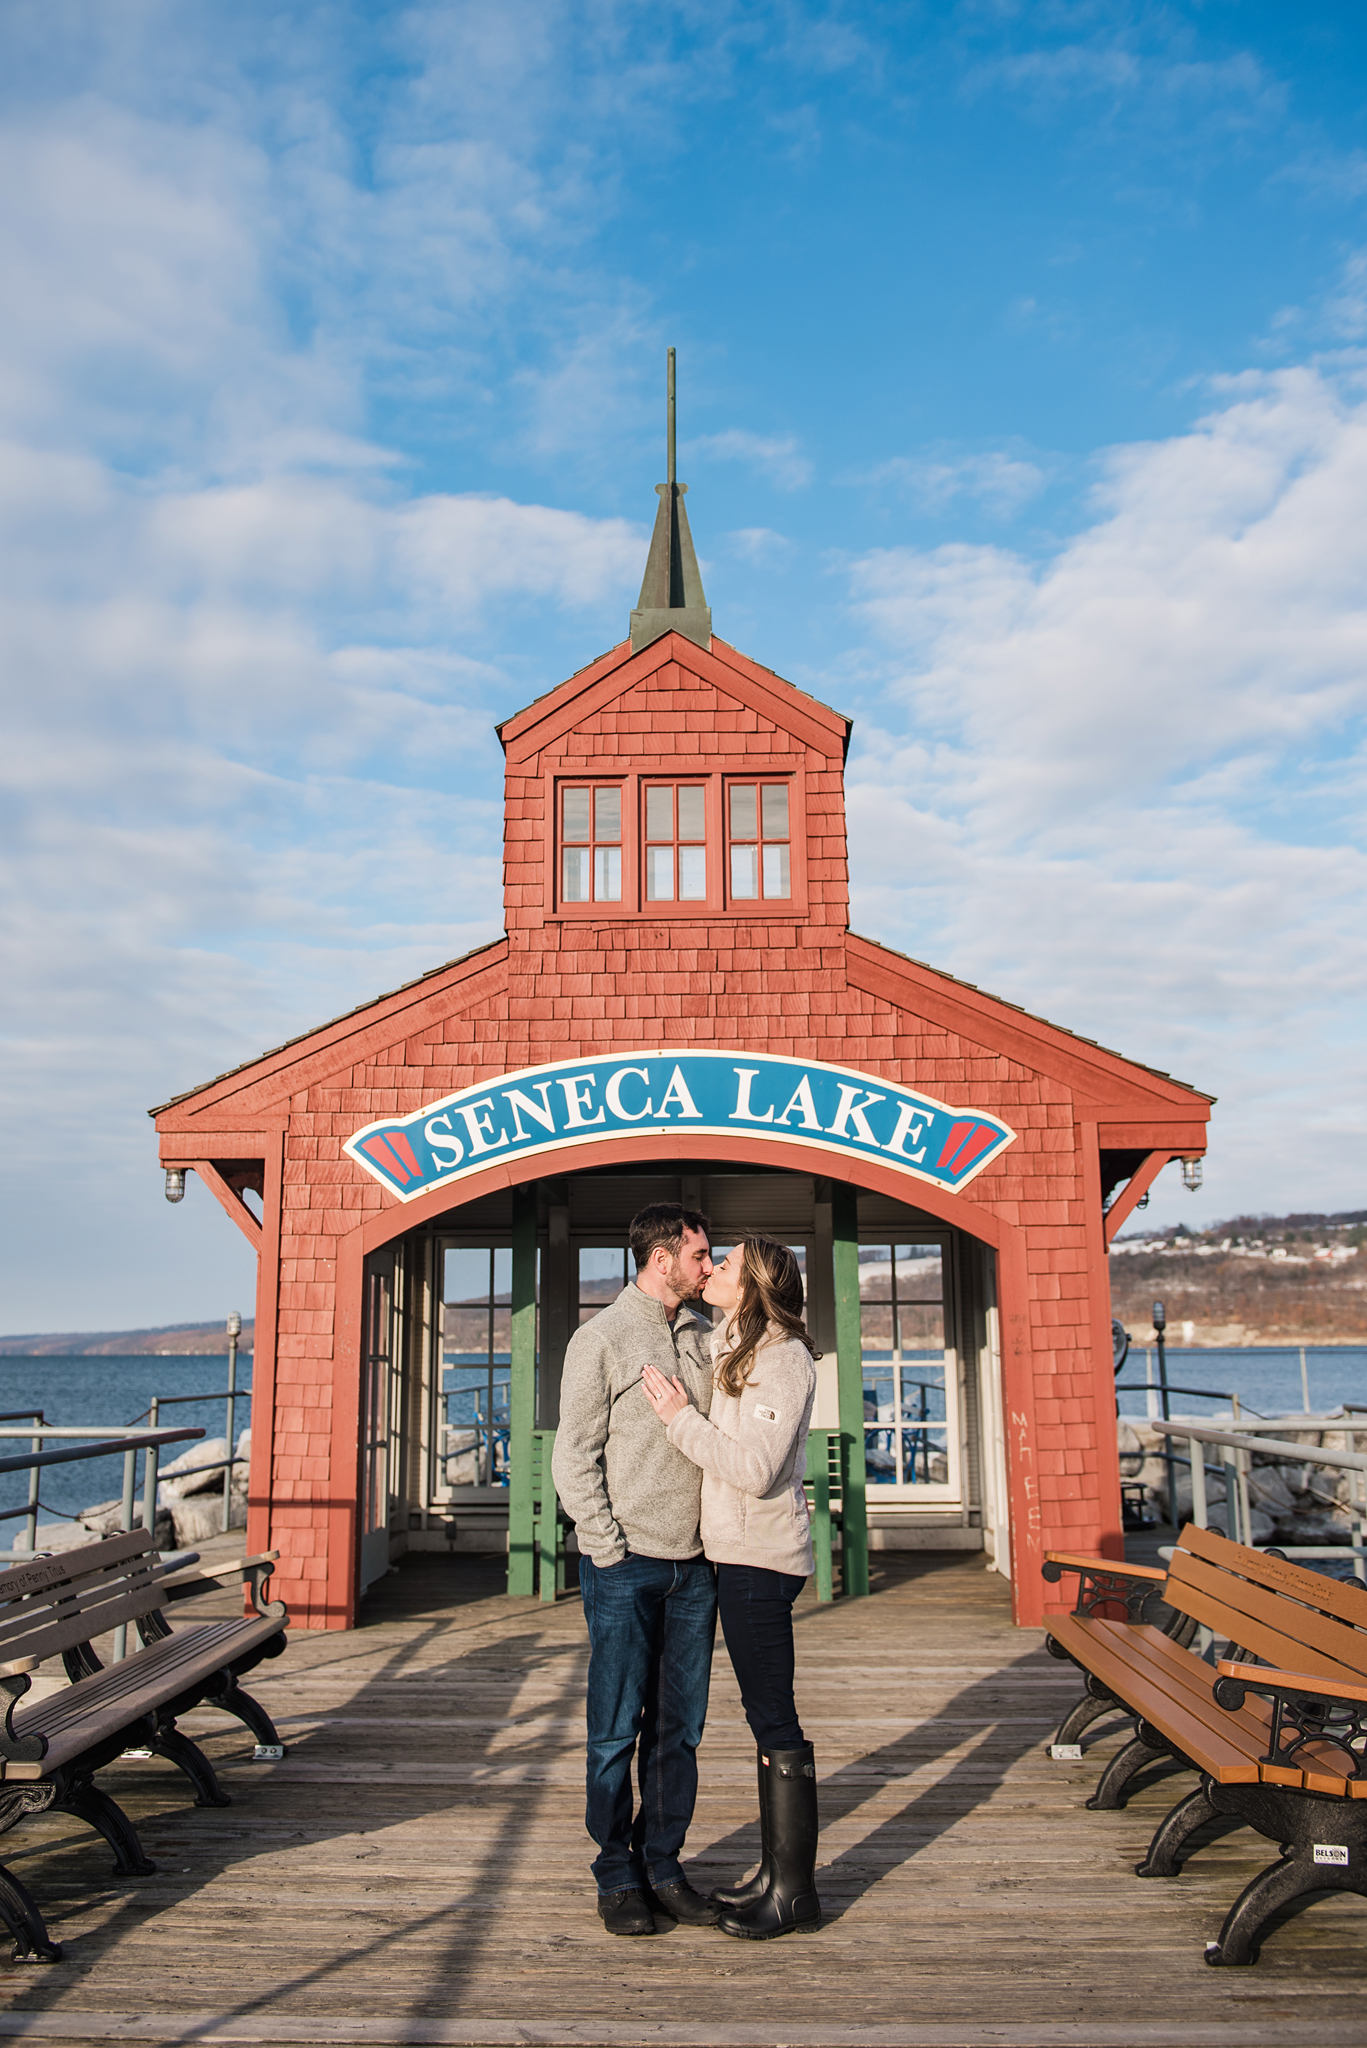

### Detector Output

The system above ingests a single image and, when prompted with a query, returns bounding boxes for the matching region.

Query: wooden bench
[0,1528,289,1963]
[1043,1523,1367,1965]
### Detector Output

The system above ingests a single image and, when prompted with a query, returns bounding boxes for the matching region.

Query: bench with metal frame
[0,1527,288,1963]
[1043,1522,1367,1965]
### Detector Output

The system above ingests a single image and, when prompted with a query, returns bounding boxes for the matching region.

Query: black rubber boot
[710,1747,771,1909]
[716,1744,821,1940]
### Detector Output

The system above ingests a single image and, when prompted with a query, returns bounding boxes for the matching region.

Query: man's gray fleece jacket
[551,1284,714,1566]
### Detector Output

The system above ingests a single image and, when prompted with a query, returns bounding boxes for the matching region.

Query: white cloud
[840,366,1367,1221]
[865,449,1046,517]
[725,526,791,561]
[688,428,813,491]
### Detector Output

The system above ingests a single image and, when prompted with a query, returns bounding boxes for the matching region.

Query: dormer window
[561,784,621,902]
[550,769,802,916]
[644,783,707,901]
[728,782,790,900]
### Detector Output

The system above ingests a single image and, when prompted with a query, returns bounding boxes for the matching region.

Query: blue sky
[3,1,1367,1327]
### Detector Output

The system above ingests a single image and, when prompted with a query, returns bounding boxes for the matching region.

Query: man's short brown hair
[628,1202,712,1272]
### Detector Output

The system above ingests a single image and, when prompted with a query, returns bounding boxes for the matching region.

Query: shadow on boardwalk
[0,1551,1362,2044]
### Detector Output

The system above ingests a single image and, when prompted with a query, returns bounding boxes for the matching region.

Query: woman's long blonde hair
[714,1236,820,1399]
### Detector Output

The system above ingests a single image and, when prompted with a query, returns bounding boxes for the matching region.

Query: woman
[641,1235,821,1940]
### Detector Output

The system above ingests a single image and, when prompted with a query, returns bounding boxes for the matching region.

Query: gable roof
[497,632,853,762]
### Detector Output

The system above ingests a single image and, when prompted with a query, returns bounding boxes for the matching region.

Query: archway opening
[358,1161,1008,1603]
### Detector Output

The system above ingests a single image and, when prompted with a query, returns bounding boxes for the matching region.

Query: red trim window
[561,784,622,904]
[728,781,791,901]
[643,783,707,903]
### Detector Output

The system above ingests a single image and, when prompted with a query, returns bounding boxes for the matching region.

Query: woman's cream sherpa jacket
[666,1318,817,1575]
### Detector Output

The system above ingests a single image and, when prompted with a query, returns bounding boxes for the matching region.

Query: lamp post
[224,1312,241,1536]
[1153,1298,1177,1527]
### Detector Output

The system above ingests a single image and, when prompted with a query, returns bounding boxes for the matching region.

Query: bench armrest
[1215,1659,1367,1708]
[1214,1659,1367,1780]
[1043,1551,1167,1583]
[159,1550,286,1622]
[1042,1551,1169,1625]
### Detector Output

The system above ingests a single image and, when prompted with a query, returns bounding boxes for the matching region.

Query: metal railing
[1150,1417,1367,1582]
[1114,1378,1253,1523]
[142,1390,252,1538]
[0,1427,205,1657]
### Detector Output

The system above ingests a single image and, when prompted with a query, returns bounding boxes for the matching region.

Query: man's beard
[665,1255,705,1300]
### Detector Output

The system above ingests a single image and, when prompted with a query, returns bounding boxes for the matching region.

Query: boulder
[76,1499,176,1550]
[1248,1466,1297,1514]
[158,1431,249,1546]
[157,1438,230,1500]
[166,1494,233,1547]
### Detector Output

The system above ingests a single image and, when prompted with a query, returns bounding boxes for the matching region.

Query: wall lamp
[164,1168,187,1204]
[1180,1157,1203,1193]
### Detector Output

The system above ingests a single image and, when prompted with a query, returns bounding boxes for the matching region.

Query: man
[552,1202,719,1937]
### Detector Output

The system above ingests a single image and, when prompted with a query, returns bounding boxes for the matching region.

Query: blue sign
[345,1051,1015,1203]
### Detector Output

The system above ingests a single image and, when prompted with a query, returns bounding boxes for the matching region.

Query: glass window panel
[861,1305,895,1353]
[578,1247,635,1325]
[860,1248,894,1302]
[678,845,706,898]
[562,788,591,842]
[677,786,706,840]
[594,846,621,900]
[763,843,791,898]
[645,786,673,841]
[730,783,757,840]
[730,843,758,899]
[897,1302,945,1350]
[444,1247,491,1302]
[646,845,674,899]
[562,846,589,902]
[594,786,621,841]
[444,1307,489,1357]
[761,784,789,839]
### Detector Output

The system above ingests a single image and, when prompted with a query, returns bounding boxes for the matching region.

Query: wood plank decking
[0,1550,1364,2047]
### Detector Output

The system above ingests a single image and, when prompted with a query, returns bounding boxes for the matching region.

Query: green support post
[506,1184,538,1596]
[831,1180,869,1598]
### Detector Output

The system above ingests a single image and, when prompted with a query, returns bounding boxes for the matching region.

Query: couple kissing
[551,1201,822,1940]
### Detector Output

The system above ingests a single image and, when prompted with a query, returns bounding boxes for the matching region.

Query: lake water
[1116,1345,1367,1423]
[0,1354,253,1530]
[0,1343,1358,1539]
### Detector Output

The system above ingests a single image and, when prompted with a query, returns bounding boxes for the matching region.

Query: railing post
[23,1415,40,1555]
[506,1184,538,1597]
[831,1181,868,1599]
[142,1397,161,1536]
[1189,1434,1207,1528]
[112,1445,138,1662]
[224,1313,240,1535]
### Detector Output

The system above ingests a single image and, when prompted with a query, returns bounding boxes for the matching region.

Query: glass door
[435,1245,516,1500]
[859,1242,960,1502]
[360,1249,406,1590]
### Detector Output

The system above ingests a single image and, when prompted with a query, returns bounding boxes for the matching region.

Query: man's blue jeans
[579,1551,717,1895]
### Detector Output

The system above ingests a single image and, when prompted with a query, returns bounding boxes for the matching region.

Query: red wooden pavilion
[152,439,1210,1631]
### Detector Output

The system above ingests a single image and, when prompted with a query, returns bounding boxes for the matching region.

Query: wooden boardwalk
[0,1550,1364,2047]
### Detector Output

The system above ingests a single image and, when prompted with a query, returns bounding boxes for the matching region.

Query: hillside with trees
[1110,1212,1367,1345]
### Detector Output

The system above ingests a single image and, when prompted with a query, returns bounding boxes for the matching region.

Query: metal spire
[630,347,712,654]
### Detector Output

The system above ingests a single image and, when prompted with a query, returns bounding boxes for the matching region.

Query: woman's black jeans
[716,1562,807,1749]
